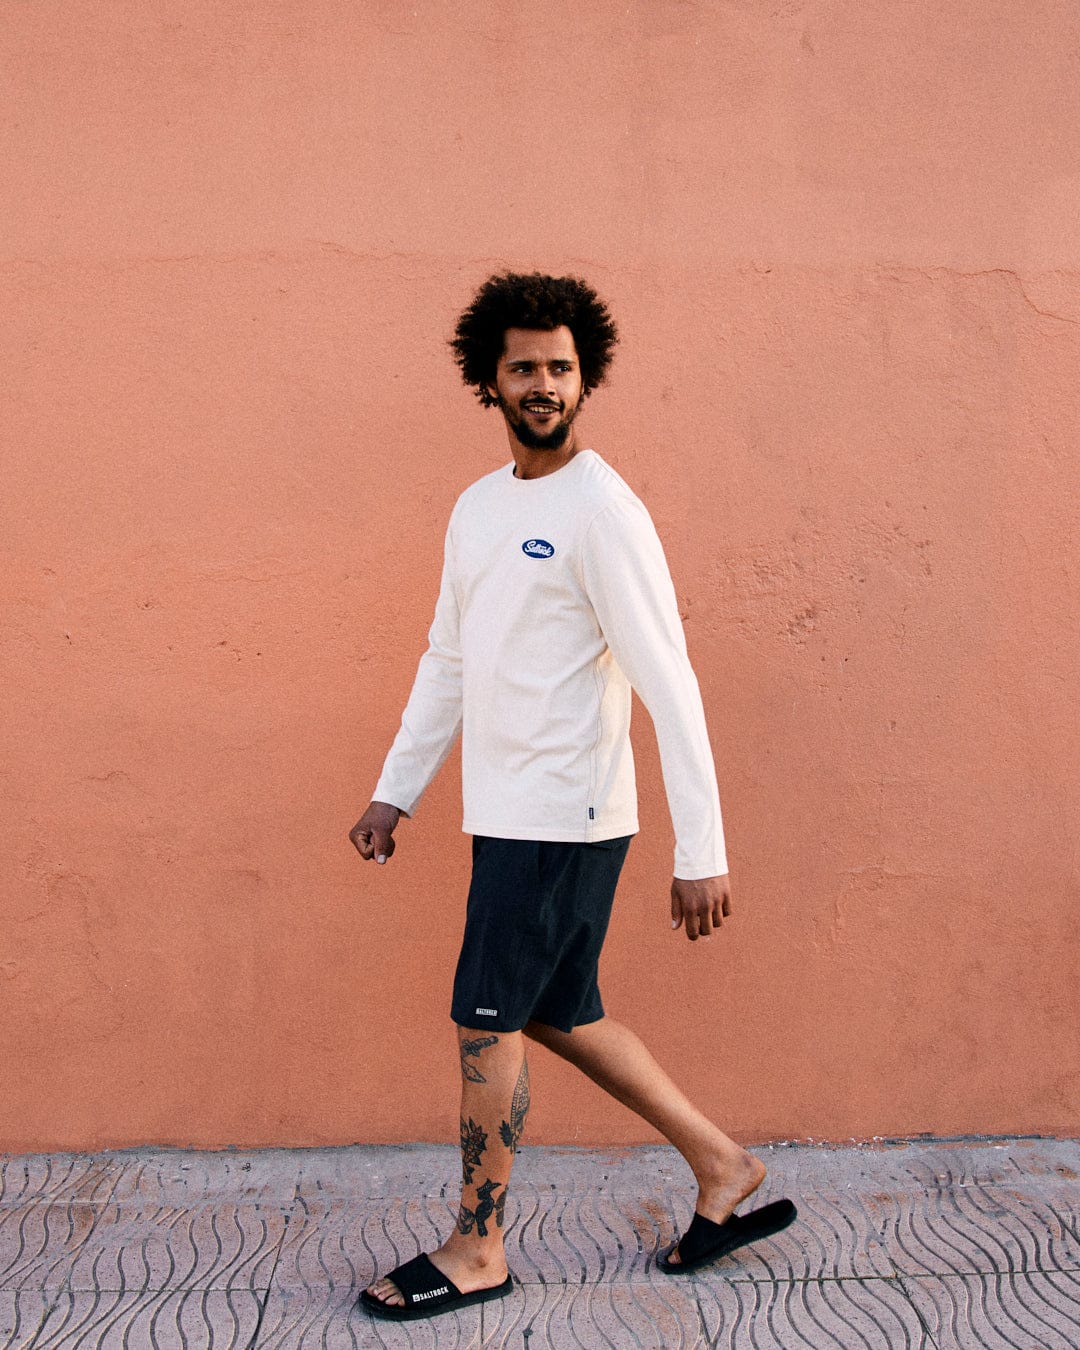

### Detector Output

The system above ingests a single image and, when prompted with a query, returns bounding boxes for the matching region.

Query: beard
[499,394,580,451]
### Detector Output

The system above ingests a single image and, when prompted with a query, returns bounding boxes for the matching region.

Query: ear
[485,380,499,404]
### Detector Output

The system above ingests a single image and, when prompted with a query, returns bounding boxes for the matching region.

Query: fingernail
[377,854,386,864]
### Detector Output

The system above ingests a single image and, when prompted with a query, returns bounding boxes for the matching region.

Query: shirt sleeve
[581,497,728,880]
[372,517,463,817]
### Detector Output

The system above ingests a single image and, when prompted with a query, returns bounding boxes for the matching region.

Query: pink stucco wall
[3,1,1078,1151]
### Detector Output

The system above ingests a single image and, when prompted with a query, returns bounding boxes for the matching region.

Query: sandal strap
[676,1211,736,1265]
[390,1253,463,1308]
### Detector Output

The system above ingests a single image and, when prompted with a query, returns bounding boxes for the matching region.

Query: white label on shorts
[475,1007,498,1017]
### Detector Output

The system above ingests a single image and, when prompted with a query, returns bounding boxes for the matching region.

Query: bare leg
[365,1027,529,1306]
[524,1015,764,1264]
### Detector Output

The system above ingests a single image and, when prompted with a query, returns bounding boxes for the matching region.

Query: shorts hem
[450,1004,607,1035]
[450,1009,529,1034]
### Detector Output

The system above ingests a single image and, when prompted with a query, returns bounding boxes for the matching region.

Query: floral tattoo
[460,1116,488,1185]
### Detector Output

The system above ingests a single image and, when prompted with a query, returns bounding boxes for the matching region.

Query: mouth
[523,402,561,417]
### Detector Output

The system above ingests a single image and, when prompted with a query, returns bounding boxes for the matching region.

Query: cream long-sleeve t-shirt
[372,449,727,880]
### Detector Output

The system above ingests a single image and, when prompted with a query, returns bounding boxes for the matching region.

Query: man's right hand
[349,801,402,864]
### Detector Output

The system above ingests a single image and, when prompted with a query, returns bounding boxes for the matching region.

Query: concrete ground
[1,1137,1078,1348]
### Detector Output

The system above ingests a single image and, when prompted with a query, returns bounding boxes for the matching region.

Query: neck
[509,430,581,480]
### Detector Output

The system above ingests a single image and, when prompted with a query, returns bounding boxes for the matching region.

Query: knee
[457,1025,524,1082]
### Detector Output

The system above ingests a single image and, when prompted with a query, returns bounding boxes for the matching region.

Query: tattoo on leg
[460,1116,487,1185]
[459,1034,499,1083]
[499,1056,530,1153]
[457,1177,506,1237]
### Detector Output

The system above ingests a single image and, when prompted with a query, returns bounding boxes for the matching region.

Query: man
[350,273,795,1322]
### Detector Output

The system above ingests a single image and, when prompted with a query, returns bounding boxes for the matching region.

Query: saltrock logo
[522,538,555,559]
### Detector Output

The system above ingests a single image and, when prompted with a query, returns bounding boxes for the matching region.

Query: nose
[530,367,557,399]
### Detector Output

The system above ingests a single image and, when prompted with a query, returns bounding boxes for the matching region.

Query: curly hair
[450,272,619,407]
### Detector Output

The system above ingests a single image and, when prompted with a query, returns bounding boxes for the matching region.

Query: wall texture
[2,0,1078,1151]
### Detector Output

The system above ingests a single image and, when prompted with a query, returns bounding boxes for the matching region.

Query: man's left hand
[670,874,732,941]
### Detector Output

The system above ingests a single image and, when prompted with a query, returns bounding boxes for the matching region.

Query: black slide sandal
[657,1198,798,1274]
[359,1252,514,1321]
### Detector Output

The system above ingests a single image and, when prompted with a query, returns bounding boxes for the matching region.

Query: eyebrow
[507,356,577,366]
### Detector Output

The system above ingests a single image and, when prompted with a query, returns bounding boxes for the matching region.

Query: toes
[366,1278,404,1306]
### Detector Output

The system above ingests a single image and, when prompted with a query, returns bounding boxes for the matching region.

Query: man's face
[487,326,584,452]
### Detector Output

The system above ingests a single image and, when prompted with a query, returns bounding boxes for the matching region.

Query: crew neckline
[508,448,594,485]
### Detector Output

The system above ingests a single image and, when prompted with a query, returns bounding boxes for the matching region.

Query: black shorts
[450,834,633,1035]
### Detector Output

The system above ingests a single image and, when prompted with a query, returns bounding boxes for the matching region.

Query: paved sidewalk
[2,1137,1078,1348]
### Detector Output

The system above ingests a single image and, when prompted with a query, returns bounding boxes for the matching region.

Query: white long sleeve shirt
[373,449,727,879]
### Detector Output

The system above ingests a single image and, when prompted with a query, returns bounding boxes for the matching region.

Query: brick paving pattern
[1,1138,1078,1347]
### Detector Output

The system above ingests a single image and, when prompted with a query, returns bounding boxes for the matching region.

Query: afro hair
[450,272,618,407]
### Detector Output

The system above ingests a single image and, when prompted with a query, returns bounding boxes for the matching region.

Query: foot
[664,1146,767,1266]
[365,1239,509,1309]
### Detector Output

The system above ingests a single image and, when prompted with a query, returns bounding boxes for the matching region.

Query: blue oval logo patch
[522,538,555,559]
